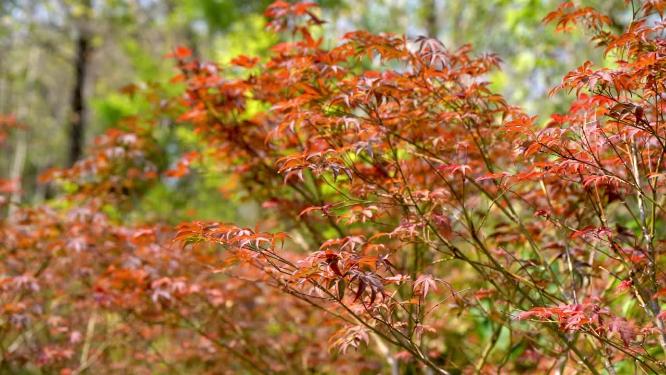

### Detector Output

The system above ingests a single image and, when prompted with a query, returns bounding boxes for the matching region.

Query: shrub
[2,1,666,373]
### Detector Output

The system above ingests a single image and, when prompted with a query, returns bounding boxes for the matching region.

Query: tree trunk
[8,130,26,217]
[424,0,438,38]
[8,47,38,217]
[68,28,90,166]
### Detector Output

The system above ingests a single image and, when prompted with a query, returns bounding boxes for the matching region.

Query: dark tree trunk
[68,30,90,166]
[424,0,438,38]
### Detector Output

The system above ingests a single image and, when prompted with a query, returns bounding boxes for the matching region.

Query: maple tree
[2,0,666,373]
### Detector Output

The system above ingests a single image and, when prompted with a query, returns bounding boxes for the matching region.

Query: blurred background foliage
[0,0,628,224]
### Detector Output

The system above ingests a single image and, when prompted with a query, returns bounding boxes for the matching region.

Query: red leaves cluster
[40,126,160,203]
[518,303,639,346]
[542,1,612,33]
